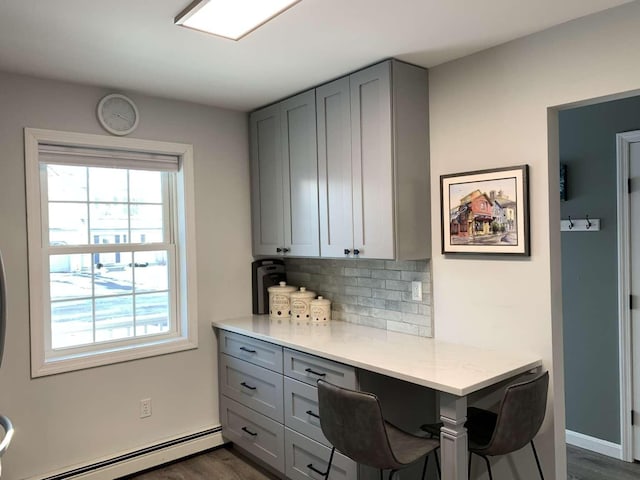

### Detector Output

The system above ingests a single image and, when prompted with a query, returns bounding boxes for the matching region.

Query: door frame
[616,130,639,462]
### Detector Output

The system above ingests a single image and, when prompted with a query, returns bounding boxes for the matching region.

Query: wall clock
[97,93,139,136]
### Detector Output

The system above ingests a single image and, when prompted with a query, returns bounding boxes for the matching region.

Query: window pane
[90,204,128,243]
[130,170,162,203]
[89,167,128,202]
[131,205,164,243]
[49,203,88,245]
[95,296,133,342]
[95,252,132,296]
[51,299,93,349]
[134,251,168,292]
[47,165,87,202]
[50,254,93,301]
[135,292,169,336]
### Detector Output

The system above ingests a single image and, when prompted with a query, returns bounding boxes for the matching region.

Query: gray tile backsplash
[284,258,432,337]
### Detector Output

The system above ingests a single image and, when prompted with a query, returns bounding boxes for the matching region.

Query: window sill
[32,336,198,377]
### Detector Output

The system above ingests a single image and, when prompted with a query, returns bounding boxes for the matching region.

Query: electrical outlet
[411,281,422,301]
[140,398,152,418]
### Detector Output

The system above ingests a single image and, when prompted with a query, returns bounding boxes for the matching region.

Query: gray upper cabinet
[317,60,430,260]
[251,89,319,257]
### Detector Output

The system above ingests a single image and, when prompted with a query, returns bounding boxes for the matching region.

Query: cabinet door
[350,62,394,259]
[316,77,354,257]
[251,104,284,256]
[281,90,320,256]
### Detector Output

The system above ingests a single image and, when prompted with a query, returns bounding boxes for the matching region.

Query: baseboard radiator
[36,427,224,480]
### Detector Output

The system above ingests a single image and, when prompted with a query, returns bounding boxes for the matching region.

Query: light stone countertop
[212,315,542,396]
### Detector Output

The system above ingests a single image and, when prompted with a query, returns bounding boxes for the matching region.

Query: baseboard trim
[566,429,622,459]
[31,426,225,480]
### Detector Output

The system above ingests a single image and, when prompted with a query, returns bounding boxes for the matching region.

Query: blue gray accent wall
[284,259,432,337]
[560,95,640,443]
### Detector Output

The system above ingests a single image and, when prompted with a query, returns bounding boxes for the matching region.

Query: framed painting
[440,165,530,256]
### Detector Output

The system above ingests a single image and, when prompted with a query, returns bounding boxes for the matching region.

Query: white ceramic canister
[310,296,331,322]
[289,287,316,320]
[268,281,297,318]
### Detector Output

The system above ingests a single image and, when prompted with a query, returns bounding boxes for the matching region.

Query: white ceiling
[0,0,633,111]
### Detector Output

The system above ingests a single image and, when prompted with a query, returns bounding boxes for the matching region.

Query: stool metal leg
[421,454,429,480]
[531,440,545,480]
[480,454,493,480]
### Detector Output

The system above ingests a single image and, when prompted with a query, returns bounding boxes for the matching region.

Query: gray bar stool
[421,371,549,480]
[317,379,440,480]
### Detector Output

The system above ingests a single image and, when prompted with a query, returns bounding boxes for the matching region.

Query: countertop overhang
[212,315,542,397]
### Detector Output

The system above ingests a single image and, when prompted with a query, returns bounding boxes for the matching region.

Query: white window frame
[25,128,198,377]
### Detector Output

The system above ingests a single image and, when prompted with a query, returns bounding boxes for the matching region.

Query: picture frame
[440,165,530,256]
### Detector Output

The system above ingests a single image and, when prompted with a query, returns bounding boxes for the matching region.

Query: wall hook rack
[560,215,600,232]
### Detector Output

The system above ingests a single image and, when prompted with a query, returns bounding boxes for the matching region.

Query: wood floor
[567,445,640,480]
[123,445,640,480]
[121,447,279,480]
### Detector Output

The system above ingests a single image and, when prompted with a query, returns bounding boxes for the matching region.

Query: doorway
[559,96,640,463]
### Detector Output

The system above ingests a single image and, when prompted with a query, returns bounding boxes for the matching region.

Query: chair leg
[324,447,335,480]
[531,440,545,480]
[379,469,384,480]
[480,454,493,480]
[388,468,397,480]
[421,454,429,480]
[435,450,441,478]
[468,452,472,478]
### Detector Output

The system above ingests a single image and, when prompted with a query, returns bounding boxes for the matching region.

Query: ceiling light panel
[175,0,301,40]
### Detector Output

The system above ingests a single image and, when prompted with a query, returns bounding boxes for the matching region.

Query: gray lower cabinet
[220,353,284,423]
[284,377,328,446]
[218,329,358,478]
[220,395,285,472]
[285,428,357,480]
[284,348,357,389]
[219,330,284,373]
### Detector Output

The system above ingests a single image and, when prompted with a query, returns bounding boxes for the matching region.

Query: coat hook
[568,216,574,230]
[586,214,592,229]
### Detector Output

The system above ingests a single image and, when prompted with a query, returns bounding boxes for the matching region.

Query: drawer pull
[239,346,257,354]
[307,463,329,476]
[305,367,326,377]
[241,426,258,437]
[240,382,257,390]
[306,410,320,419]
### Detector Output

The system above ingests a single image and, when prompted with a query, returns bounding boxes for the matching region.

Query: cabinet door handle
[306,410,320,419]
[240,382,257,390]
[239,346,257,354]
[282,247,290,253]
[307,464,329,476]
[353,248,360,255]
[305,367,326,377]
[241,426,258,436]
[276,247,283,253]
[344,248,351,255]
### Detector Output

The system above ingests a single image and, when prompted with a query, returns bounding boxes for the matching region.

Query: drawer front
[284,349,357,389]
[219,330,283,373]
[221,396,285,473]
[220,354,284,422]
[284,377,329,446]
[285,428,357,480]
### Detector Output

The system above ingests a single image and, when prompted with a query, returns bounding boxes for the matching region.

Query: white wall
[0,71,251,479]
[429,2,640,478]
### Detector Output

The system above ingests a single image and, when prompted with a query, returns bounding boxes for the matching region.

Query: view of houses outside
[46,165,171,349]
[448,177,519,246]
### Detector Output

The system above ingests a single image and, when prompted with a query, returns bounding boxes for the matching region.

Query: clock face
[98,94,139,135]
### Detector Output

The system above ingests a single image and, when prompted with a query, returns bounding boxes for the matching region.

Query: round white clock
[97,94,139,136]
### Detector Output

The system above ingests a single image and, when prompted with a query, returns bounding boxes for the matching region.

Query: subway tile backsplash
[284,258,432,337]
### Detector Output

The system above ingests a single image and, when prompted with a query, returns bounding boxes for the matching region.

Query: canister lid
[267,281,297,293]
[310,295,331,306]
[290,287,316,299]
